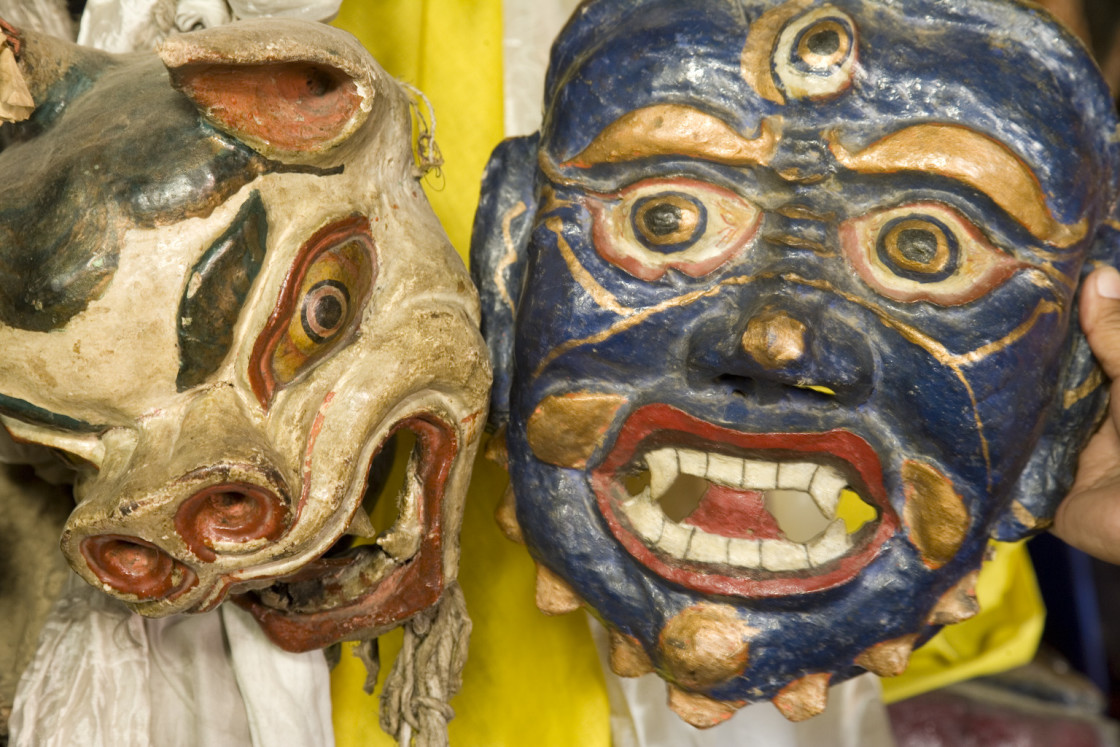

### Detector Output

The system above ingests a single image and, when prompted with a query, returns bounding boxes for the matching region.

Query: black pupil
[314,294,344,331]
[644,203,683,237]
[807,28,841,56]
[896,228,940,265]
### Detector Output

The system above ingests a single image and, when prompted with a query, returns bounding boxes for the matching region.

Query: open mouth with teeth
[234,414,457,652]
[591,404,899,597]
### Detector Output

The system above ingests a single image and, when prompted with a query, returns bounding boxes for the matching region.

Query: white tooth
[809,466,848,518]
[346,508,378,538]
[623,490,665,542]
[685,530,729,564]
[761,539,811,571]
[778,462,817,490]
[706,453,743,488]
[727,537,762,568]
[657,521,694,558]
[646,448,680,499]
[678,449,707,477]
[743,459,778,490]
[808,519,853,566]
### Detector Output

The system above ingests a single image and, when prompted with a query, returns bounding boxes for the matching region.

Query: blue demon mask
[472,0,1120,727]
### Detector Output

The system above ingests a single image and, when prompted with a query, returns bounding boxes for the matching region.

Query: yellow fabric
[881,540,1045,703]
[330,3,611,745]
[329,2,1043,739]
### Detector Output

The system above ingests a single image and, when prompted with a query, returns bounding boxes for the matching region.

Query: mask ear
[993,220,1120,541]
[470,134,540,431]
[158,19,378,163]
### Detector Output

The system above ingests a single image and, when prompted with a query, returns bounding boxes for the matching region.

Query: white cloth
[589,617,896,747]
[10,573,334,747]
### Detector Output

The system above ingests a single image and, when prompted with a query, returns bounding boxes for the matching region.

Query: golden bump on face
[902,460,971,569]
[534,561,583,615]
[741,310,807,368]
[1010,499,1052,531]
[854,633,920,677]
[926,569,981,626]
[771,672,831,722]
[495,483,524,544]
[608,628,655,678]
[658,603,756,690]
[667,686,744,729]
[526,391,628,468]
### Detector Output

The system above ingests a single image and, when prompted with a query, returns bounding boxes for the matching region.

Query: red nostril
[175,483,289,562]
[80,536,192,600]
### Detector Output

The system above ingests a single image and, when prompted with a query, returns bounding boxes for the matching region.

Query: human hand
[1052,266,1120,562]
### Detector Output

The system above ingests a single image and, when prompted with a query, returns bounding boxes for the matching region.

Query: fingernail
[1096,267,1120,300]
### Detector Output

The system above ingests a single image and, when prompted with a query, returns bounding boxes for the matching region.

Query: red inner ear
[174,62,363,153]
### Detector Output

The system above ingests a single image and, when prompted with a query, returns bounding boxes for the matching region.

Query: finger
[1053,478,1120,564]
[1080,266,1120,380]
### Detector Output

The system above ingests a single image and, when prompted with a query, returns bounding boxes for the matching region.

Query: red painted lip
[233,415,457,652]
[590,404,899,598]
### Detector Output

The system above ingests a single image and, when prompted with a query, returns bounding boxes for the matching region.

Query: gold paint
[1063,365,1104,409]
[854,634,920,677]
[1107,219,1120,232]
[772,673,831,722]
[565,105,780,168]
[764,232,834,254]
[827,125,1088,248]
[882,219,952,275]
[495,201,528,311]
[902,460,971,569]
[1010,499,1052,532]
[667,685,744,729]
[740,0,814,104]
[544,217,631,316]
[534,562,582,615]
[608,628,654,678]
[741,310,807,369]
[526,391,628,468]
[659,603,757,690]
[777,204,836,222]
[483,425,508,468]
[927,569,980,625]
[952,301,1061,366]
[495,483,524,544]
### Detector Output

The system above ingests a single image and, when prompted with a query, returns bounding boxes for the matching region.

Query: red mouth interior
[592,404,899,598]
[234,415,457,651]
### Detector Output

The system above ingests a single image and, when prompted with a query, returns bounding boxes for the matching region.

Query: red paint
[234,415,458,652]
[684,485,782,540]
[80,535,197,600]
[175,482,289,562]
[590,404,899,597]
[175,62,363,153]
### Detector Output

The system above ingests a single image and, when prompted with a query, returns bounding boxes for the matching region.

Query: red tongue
[682,484,784,540]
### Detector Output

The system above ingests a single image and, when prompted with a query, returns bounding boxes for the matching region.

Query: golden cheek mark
[526,391,628,468]
[494,201,528,311]
[742,310,807,368]
[772,673,831,722]
[827,125,1088,249]
[658,603,757,690]
[1063,365,1104,409]
[740,0,815,104]
[854,633,920,677]
[951,300,1061,366]
[901,459,971,569]
[543,217,632,316]
[563,105,780,169]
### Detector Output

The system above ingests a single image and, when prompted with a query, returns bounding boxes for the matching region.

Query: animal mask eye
[250,216,376,407]
[585,178,761,281]
[840,202,1021,305]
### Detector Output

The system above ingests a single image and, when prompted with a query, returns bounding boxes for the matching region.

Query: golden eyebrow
[563,104,780,168]
[827,124,1087,248]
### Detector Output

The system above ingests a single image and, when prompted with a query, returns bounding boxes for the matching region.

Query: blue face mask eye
[875,215,959,283]
[630,192,708,253]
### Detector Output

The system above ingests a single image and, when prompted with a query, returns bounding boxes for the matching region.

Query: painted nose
[740,309,807,369]
[174,482,289,562]
[80,535,195,601]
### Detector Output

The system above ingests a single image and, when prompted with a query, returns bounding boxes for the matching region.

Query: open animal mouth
[235,414,457,651]
[591,404,899,597]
